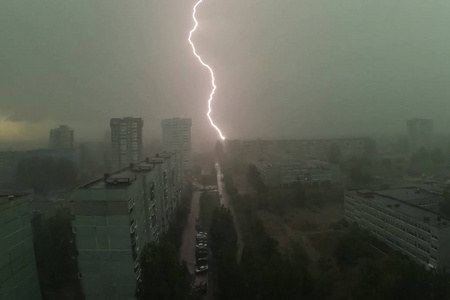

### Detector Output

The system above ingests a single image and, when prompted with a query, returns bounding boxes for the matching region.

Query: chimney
[145,157,150,163]
[104,173,110,181]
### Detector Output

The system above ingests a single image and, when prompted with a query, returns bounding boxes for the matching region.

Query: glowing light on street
[188,0,226,140]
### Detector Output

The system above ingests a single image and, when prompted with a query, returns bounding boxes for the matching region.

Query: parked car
[196,257,208,265]
[195,265,208,274]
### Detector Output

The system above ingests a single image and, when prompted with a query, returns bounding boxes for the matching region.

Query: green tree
[136,240,194,300]
[32,211,82,298]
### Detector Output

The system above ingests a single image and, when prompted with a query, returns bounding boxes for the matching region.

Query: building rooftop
[0,192,31,211]
[79,154,175,190]
[349,187,449,227]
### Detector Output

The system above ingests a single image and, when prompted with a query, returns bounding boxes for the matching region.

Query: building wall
[49,125,74,150]
[161,118,192,171]
[72,153,182,300]
[344,191,450,270]
[110,118,143,170]
[225,138,368,163]
[0,195,42,300]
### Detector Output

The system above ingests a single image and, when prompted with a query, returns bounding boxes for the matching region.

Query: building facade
[71,152,182,300]
[344,188,450,270]
[0,193,42,300]
[49,125,74,150]
[161,118,192,171]
[407,118,433,155]
[256,160,334,187]
[110,118,144,170]
[225,138,369,163]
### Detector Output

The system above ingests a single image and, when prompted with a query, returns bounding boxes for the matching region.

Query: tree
[247,165,266,195]
[32,211,82,298]
[136,240,194,300]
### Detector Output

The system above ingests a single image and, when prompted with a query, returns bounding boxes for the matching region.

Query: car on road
[195,265,208,274]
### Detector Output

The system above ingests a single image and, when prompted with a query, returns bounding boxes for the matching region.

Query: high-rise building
[0,193,42,300]
[110,117,143,170]
[161,118,192,171]
[49,125,74,150]
[71,152,182,300]
[407,118,433,155]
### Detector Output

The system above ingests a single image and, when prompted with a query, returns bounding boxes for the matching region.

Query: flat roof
[0,193,30,211]
[78,154,175,190]
[348,188,449,227]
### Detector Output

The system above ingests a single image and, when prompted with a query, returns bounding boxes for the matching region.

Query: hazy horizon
[2,0,450,149]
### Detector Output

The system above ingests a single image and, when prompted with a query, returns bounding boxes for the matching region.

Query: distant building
[345,187,450,270]
[256,160,334,187]
[110,117,143,170]
[72,152,182,300]
[407,118,433,155]
[49,125,74,150]
[225,138,369,163]
[0,193,42,299]
[0,149,79,188]
[161,118,192,171]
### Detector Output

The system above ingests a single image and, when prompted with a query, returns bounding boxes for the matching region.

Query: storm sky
[1,0,450,149]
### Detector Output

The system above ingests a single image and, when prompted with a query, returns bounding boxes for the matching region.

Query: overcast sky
[1,0,450,149]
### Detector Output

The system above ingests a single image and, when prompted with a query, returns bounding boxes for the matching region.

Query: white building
[71,152,182,299]
[161,118,192,171]
[344,188,450,270]
[110,117,143,170]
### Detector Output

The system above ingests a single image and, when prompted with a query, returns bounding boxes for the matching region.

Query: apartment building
[256,160,333,187]
[225,138,369,163]
[344,188,450,270]
[110,117,144,170]
[71,152,182,300]
[0,193,42,300]
[161,118,192,171]
[49,125,74,150]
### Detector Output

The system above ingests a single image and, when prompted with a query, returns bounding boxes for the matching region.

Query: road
[215,163,244,263]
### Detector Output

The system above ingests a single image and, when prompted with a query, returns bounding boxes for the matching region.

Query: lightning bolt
[188,0,226,140]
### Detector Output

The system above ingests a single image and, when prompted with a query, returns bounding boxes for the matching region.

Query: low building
[344,188,450,270]
[225,138,369,163]
[256,160,334,187]
[0,192,42,300]
[71,152,182,300]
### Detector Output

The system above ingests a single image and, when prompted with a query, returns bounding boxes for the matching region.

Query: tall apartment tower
[49,125,74,150]
[72,153,182,299]
[110,117,143,170]
[407,118,433,155]
[0,193,42,300]
[161,118,192,171]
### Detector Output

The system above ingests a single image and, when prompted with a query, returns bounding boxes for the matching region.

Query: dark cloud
[1,0,450,147]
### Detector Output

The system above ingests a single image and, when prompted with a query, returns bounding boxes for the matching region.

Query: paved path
[179,191,200,273]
